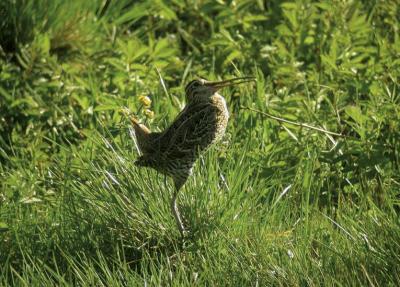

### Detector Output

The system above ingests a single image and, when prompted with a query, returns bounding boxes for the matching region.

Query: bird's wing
[158,102,218,158]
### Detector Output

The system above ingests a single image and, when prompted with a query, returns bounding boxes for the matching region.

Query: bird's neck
[189,92,222,104]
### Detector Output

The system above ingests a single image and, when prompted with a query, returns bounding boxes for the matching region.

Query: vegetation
[1,0,399,285]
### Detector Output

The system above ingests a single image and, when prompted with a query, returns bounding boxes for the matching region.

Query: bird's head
[184,76,255,103]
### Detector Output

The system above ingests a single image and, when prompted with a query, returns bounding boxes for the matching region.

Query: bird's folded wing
[159,102,218,158]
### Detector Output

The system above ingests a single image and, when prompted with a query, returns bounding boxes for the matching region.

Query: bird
[130,76,255,237]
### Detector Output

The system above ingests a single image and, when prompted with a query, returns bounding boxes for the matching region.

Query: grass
[1,0,400,285]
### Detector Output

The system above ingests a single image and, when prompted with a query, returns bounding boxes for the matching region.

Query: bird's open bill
[204,76,255,90]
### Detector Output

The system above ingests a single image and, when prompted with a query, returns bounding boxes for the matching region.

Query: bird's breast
[211,94,229,140]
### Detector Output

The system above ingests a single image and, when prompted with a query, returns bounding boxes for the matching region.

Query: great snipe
[131,77,254,237]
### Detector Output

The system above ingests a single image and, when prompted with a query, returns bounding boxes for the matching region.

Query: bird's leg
[171,188,186,237]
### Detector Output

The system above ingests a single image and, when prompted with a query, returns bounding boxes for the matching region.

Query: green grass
[1,0,400,285]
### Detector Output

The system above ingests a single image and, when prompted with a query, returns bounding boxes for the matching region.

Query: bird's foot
[181,228,190,238]
[178,228,192,248]
[177,222,189,237]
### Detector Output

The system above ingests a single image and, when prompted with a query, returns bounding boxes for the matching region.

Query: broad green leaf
[345,105,365,125]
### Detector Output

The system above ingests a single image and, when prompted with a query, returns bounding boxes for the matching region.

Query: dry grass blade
[241,106,344,137]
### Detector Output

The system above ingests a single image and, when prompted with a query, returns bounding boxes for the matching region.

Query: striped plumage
[131,77,254,236]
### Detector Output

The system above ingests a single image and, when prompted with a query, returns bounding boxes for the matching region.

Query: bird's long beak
[204,76,255,91]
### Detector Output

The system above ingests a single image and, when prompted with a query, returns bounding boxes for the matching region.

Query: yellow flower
[138,95,152,107]
[144,109,154,119]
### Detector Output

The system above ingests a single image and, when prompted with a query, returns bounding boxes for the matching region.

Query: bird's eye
[185,80,202,96]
